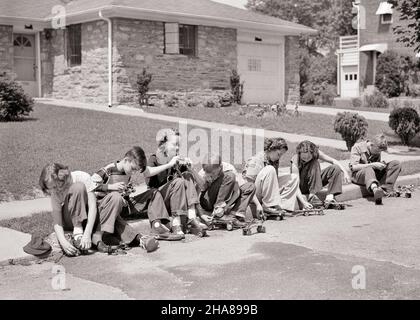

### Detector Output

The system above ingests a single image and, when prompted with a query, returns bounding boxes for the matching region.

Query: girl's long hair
[39,163,70,195]
[296,140,319,169]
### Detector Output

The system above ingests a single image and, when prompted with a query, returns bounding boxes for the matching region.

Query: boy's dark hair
[202,154,222,173]
[125,146,147,172]
[296,140,319,167]
[39,163,69,194]
[264,138,288,152]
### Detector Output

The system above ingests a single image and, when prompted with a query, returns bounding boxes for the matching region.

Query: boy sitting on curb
[349,134,402,205]
[92,146,184,243]
[189,154,252,228]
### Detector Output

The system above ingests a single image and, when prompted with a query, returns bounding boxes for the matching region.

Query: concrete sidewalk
[35,98,348,150]
[286,104,389,122]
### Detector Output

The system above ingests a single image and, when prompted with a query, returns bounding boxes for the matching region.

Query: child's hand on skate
[61,239,79,256]
[80,233,92,250]
[303,201,313,210]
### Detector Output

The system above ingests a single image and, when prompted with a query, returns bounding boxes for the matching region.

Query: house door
[13,34,38,97]
[341,66,359,98]
[238,42,284,104]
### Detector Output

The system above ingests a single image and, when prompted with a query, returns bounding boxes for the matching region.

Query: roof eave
[47,5,318,35]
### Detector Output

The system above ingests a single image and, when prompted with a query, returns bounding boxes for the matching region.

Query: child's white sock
[325,194,334,202]
[371,183,378,192]
[188,207,197,219]
[73,226,84,235]
[172,216,181,227]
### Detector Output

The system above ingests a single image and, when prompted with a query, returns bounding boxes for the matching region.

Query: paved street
[1,191,420,300]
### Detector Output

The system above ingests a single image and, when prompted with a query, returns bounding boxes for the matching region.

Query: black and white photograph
[1,0,420,304]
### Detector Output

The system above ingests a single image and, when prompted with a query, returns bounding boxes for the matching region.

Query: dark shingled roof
[0,0,316,32]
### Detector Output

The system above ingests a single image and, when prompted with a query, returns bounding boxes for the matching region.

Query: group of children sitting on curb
[38,129,402,256]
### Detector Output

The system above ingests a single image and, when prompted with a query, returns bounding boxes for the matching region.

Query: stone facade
[6,17,300,105]
[284,36,300,104]
[112,18,237,105]
[40,21,109,103]
[0,25,14,78]
[359,0,417,88]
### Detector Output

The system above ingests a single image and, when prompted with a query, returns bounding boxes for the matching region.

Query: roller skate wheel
[275,216,282,221]
[242,229,247,236]
[257,226,266,233]
[226,223,233,231]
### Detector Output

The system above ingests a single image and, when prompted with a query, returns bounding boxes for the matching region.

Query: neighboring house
[336,0,418,98]
[0,0,316,105]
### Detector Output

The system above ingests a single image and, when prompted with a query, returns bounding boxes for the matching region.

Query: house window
[248,58,261,72]
[345,75,349,81]
[66,24,81,66]
[179,24,196,56]
[354,74,358,81]
[381,13,393,24]
[13,35,32,47]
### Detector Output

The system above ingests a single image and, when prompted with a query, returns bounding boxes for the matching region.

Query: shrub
[389,107,420,146]
[351,97,363,108]
[374,51,418,98]
[136,68,153,106]
[363,90,389,109]
[318,84,337,106]
[219,91,233,107]
[302,82,336,106]
[408,84,420,97]
[230,69,244,104]
[0,76,34,121]
[204,97,221,108]
[334,112,369,151]
[185,95,202,108]
[164,94,179,108]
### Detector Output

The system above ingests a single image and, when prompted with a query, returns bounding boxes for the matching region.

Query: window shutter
[165,23,179,54]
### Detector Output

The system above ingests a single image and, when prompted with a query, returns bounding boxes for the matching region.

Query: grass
[0,212,53,238]
[146,104,420,148]
[146,105,390,140]
[0,103,350,202]
[312,103,391,113]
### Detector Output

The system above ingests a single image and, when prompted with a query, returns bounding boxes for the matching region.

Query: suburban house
[0,0,317,106]
[336,0,418,98]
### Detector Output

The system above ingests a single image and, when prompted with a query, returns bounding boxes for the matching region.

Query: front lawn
[145,105,420,148]
[0,103,350,202]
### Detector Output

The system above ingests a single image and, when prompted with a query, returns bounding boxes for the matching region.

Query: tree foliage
[246,0,355,52]
[389,0,420,53]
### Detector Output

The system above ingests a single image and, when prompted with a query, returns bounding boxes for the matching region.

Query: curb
[1,173,419,266]
[319,173,420,202]
[0,248,63,267]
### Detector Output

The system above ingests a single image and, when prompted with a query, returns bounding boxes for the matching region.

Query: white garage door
[238,42,284,104]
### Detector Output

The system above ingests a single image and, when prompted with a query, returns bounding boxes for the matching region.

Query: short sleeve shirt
[242,152,266,181]
[350,140,381,168]
[71,171,96,193]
